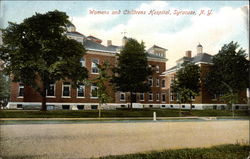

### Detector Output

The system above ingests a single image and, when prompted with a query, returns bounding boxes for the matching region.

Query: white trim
[46,84,56,97]
[77,84,85,98]
[91,58,99,74]
[162,93,166,103]
[80,58,86,67]
[156,93,160,101]
[148,93,153,101]
[86,48,117,54]
[139,93,144,101]
[18,84,24,97]
[119,92,126,101]
[156,78,160,87]
[62,83,71,98]
[161,79,166,88]
[90,84,98,98]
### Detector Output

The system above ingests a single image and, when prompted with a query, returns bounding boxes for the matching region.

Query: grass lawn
[99,144,250,159]
[0,109,249,118]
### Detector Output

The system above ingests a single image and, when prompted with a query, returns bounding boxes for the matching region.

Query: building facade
[6,24,248,110]
[161,44,248,110]
[7,23,168,110]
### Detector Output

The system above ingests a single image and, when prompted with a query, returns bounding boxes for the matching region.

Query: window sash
[63,84,70,97]
[18,85,24,97]
[47,84,55,96]
[77,85,85,97]
[91,85,98,97]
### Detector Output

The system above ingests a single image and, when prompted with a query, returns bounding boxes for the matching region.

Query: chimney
[107,40,112,46]
[185,50,192,58]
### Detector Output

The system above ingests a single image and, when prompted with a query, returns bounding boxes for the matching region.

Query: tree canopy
[205,41,249,95]
[111,38,152,108]
[0,72,9,108]
[0,10,88,111]
[171,62,201,110]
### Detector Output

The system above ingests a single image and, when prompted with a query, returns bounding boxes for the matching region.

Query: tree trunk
[41,84,47,111]
[190,101,192,112]
[130,91,133,110]
[98,103,101,118]
[179,103,181,117]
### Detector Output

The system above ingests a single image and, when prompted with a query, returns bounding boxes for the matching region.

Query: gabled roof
[87,35,101,41]
[165,53,213,73]
[66,31,85,37]
[107,45,122,52]
[152,45,167,50]
[83,39,117,53]
[192,53,213,63]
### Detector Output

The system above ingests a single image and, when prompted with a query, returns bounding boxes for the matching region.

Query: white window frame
[162,93,166,103]
[161,79,166,88]
[156,78,160,87]
[91,59,99,74]
[18,84,24,98]
[91,84,98,98]
[80,58,85,67]
[170,89,174,101]
[77,84,85,98]
[148,93,153,101]
[46,83,56,98]
[62,82,71,98]
[156,93,160,101]
[120,92,125,101]
[139,93,144,101]
[148,77,153,87]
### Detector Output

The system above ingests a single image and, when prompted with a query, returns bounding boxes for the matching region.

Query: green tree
[205,41,249,116]
[112,38,152,109]
[92,61,112,118]
[0,72,10,108]
[0,10,88,111]
[172,62,201,111]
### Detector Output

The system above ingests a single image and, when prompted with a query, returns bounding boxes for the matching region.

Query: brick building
[7,23,168,110]
[161,44,248,110]
[6,23,248,110]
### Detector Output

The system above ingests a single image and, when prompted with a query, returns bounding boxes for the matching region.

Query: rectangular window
[47,105,55,110]
[91,84,98,98]
[139,93,144,101]
[212,94,217,100]
[162,94,166,102]
[91,59,99,74]
[77,84,85,98]
[80,58,85,67]
[161,79,166,88]
[46,83,55,97]
[148,93,153,101]
[18,84,24,97]
[91,105,98,109]
[17,104,23,109]
[156,93,160,101]
[148,77,153,87]
[62,105,70,110]
[120,93,125,101]
[77,105,84,110]
[156,78,160,87]
[62,82,71,97]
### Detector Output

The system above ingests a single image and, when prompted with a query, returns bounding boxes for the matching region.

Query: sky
[0,1,249,68]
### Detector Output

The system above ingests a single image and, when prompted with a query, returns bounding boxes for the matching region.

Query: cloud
[71,2,249,68]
